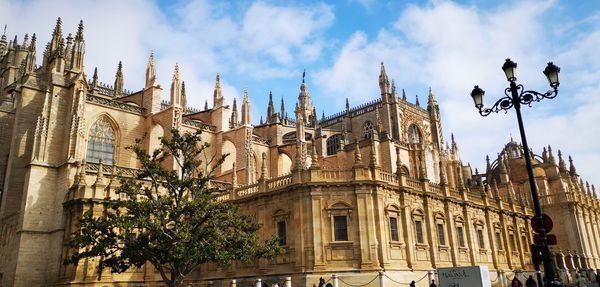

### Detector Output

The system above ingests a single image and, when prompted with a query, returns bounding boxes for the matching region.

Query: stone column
[355,187,381,268]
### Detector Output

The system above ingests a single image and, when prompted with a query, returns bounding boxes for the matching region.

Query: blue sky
[2,0,600,188]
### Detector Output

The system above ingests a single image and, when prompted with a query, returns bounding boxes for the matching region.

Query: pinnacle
[76,19,84,41]
[53,17,63,37]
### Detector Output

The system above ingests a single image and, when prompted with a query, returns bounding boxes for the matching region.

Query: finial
[395,147,403,174]
[415,94,420,106]
[586,181,591,196]
[232,162,237,186]
[204,100,208,110]
[311,140,319,169]
[261,152,268,179]
[547,145,556,164]
[302,69,306,83]
[542,146,548,161]
[568,155,577,175]
[558,149,567,172]
[53,17,62,36]
[92,67,98,86]
[354,138,362,166]
[439,160,447,185]
[172,63,180,79]
[215,73,221,87]
[369,142,379,168]
[75,20,84,41]
[345,98,350,112]
[402,89,407,100]
[2,24,6,36]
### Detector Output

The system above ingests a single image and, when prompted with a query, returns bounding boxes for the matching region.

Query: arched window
[86,118,116,165]
[363,121,374,140]
[407,124,422,144]
[326,134,342,155]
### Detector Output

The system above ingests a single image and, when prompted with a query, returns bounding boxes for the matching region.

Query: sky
[1,0,599,189]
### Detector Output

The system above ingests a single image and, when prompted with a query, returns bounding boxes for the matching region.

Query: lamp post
[470,58,561,287]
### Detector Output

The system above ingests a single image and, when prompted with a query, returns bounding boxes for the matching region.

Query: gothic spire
[241,87,250,125]
[181,81,187,112]
[91,67,98,89]
[391,80,397,101]
[171,63,181,107]
[231,97,238,128]
[402,88,407,101]
[213,73,223,108]
[170,63,182,107]
[378,62,389,98]
[114,61,124,96]
[267,91,274,123]
[75,20,84,42]
[280,97,285,120]
[415,94,420,107]
[145,51,156,88]
[345,98,350,112]
[70,20,85,71]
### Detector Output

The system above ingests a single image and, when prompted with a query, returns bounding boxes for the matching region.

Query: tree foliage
[65,129,280,287]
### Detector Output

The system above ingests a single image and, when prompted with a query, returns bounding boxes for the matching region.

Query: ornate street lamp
[470,59,561,287]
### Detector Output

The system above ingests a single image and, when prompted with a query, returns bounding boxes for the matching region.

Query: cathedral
[0,18,599,287]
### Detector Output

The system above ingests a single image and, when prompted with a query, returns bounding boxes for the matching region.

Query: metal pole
[509,81,557,286]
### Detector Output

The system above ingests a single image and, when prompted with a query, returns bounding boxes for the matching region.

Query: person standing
[596,271,600,285]
[409,281,416,287]
[525,275,537,287]
[430,279,437,287]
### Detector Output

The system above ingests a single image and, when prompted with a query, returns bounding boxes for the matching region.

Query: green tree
[65,129,280,287]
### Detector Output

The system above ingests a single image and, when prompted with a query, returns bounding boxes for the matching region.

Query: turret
[114,61,124,96]
[241,88,250,126]
[379,62,389,102]
[213,73,224,108]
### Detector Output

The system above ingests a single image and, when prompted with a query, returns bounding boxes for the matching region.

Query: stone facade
[0,18,599,287]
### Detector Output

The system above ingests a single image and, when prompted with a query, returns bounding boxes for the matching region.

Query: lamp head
[470,85,485,108]
[502,58,517,82]
[543,62,560,88]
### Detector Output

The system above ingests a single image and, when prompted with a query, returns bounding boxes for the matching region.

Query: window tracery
[86,118,116,165]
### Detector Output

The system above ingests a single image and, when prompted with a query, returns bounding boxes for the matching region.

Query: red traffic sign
[530,214,553,233]
[533,234,557,245]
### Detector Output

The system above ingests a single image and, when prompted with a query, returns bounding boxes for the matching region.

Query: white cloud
[0,0,333,112]
[315,0,600,185]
